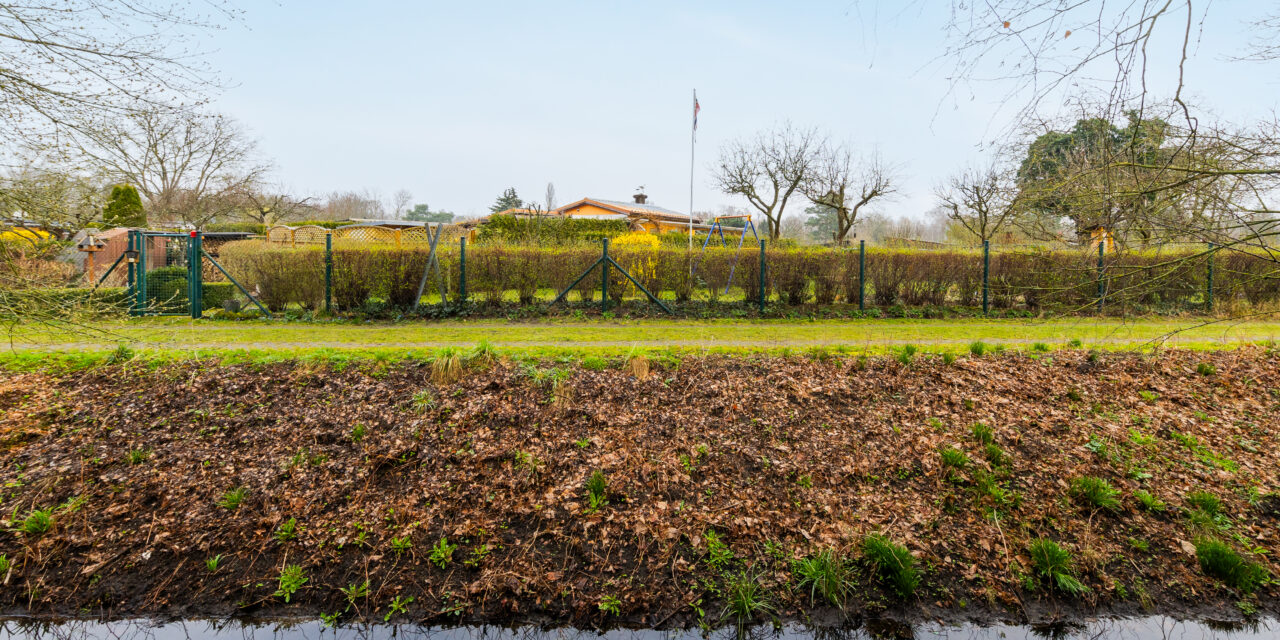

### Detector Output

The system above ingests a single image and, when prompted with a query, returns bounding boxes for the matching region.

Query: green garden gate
[121,230,269,318]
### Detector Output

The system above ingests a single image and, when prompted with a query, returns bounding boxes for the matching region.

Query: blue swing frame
[695,216,760,294]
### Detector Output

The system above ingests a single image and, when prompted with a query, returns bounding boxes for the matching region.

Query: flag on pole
[693,94,700,132]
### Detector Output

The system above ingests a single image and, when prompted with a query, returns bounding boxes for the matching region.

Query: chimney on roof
[633,186,647,204]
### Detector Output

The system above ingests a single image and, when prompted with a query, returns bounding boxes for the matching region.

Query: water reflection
[0,617,1273,640]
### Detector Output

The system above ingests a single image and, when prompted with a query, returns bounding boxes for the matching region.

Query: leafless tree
[390,189,413,219]
[321,190,385,221]
[0,166,110,230]
[239,188,314,226]
[712,122,821,240]
[70,108,267,227]
[936,165,1021,245]
[0,1,237,147]
[802,144,900,245]
[545,182,557,210]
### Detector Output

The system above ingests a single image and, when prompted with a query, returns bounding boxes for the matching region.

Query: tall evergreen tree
[489,187,523,213]
[101,184,146,227]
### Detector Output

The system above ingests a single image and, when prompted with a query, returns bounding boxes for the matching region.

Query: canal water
[0,617,1274,640]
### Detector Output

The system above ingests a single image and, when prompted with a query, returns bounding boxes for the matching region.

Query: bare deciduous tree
[713,123,820,241]
[0,1,237,145]
[321,190,385,221]
[802,144,900,245]
[545,182,557,210]
[391,189,413,219]
[0,166,109,230]
[936,165,1021,245]
[239,188,314,226]
[72,109,267,228]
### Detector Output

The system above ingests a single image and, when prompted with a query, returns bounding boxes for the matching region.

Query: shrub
[861,534,919,598]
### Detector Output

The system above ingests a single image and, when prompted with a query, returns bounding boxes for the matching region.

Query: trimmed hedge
[476,215,630,245]
[214,239,1279,313]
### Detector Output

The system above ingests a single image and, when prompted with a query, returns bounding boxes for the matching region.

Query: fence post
[136,232,148,313]
[324,231,333,313]
[982,240,990,316]
[189,231,203,319]
[459,236,468,303]
[125,230,136,315]
[1206,242,1214,313]
[759,240,767,315]
[600,238,609,313]
[1096,240,1105,314]
[858,239,866,312]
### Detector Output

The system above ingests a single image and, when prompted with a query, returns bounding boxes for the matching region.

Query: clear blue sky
[204,1,1276,219]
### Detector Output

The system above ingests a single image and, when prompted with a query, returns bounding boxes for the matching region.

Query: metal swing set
[692,215,759,294]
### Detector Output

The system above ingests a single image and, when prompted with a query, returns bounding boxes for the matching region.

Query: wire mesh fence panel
[140,234,191,315]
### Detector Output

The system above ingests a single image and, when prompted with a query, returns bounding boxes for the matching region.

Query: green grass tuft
[793,548,855,608]
[861,534,919,598]
[1029,538,1089,595]
[1194,538,1269,594]
[1070,476,1122,511]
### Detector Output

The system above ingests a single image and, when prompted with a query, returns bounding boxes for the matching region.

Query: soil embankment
[0,350,1276,627]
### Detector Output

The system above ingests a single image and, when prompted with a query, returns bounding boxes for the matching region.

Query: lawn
[7,315,1280,360]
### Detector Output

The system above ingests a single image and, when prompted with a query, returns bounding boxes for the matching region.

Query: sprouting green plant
[704,529,734,569]
[391,536,413,555]
[721,571,774,622]
[514,450,542,474]
[1067,338,1083,348]
[384,595,414,621]
[1170,432,1238,471]
[205,554,222,572]
[1031,342,1050,352]
[465,543,490,567]
[340,579,369,605]
[274,517,299,543]
[1194,538,1269,594]
[793,548,854,608]
[942,351,956,365]
[970,422,994,445]
[411,389,437,413]
[1133,490,1167,512]
[584,469,608,513]
[1186,490,1223,518]
[598,594,622,616]
[19,509,53,536]
[218,487,248,509]
[274,564,308,603]
[1128,428,1156,446]
[1138,390,1159,404]
[429,536,457,568]
[574,437,591,449]
[1196,362,1217,376]
[861,534,919,598]
[896,344,918,365]
[940,446,969,470]
[983,443,1009,468]
[1028,538,1089,595]
[125,448,150,465]
[1070,476,1122,511]
[968,341,988,356]
[350,423,366,443]
[796,474,813,489]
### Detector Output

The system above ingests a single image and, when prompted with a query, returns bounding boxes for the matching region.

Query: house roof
[557,198,702,224]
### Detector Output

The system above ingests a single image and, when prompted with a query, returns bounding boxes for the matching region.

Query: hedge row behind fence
[216,240,1280,313]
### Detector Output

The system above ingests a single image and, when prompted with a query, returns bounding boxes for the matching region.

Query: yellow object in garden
[611,232,660,250]
[0,227,52,242]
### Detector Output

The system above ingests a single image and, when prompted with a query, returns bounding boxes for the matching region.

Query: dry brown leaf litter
[0,349,1275,626]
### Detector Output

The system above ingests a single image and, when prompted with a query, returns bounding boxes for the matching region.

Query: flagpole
[688,89,696,254]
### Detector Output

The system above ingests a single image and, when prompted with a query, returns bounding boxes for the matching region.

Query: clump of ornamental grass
[721,571,774,623]
[626,346,651,380]
[466,340,499,367]
[968,341,988,356]
[1028,538,1089,595]
[1194,537,1269,594]
[584,470,608,513]
[793,548,855,608]
[861,534,919,598]
[1070,476,1122,511]
[431,346,463,384]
